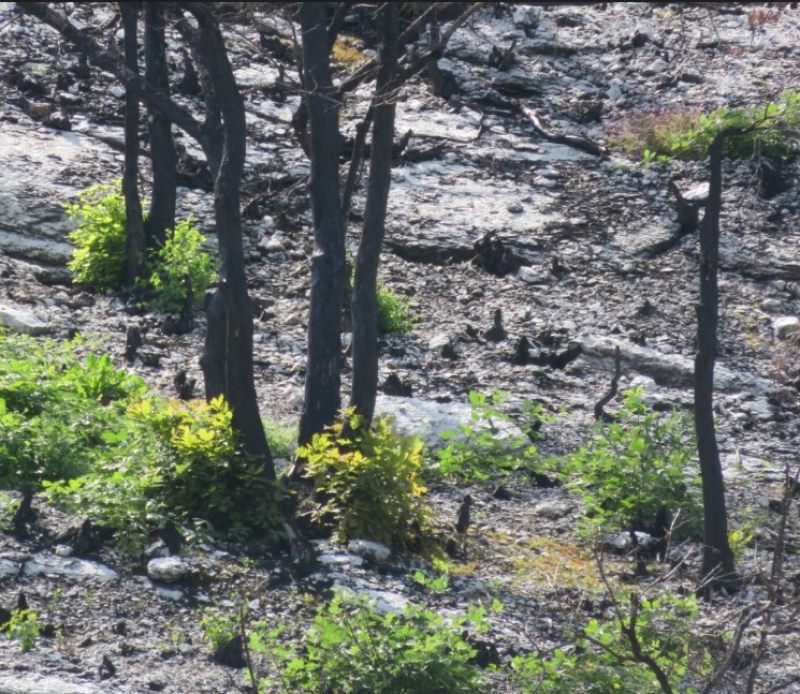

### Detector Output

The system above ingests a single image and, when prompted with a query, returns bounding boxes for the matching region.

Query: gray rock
[773,316,800,340]
[534,500,574,519]
[0,677,113,694]
[604,531,655,551]
[760,298,782,313]
[23,555,117,581]
[147,556,191,583]
[347,539,391,563]
[0,304,50,335]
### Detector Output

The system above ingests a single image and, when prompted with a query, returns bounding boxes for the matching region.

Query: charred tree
[695,130,737,587]
[120,2,145,288]
[297,2,347,447]
[348,3,399,428]
[16,2,274,479]
[143,3,177,250]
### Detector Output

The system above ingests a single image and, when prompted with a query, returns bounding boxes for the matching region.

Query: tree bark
[695,131,736,586]
[297,2,347,447]
[143,3,177,251]
[184,4,274,480]
[348,3,399,428]
[120,2,145,288]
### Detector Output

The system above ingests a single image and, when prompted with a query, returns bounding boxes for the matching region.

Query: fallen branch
[521,105,607,157]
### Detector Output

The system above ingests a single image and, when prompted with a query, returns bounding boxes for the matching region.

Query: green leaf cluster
[610,90,800,162]
[0,608,39,653]
[138,219,216,313]
[0,331,279,553]
[561,388,700,537]
[298,411,430,548]
[251,588,489,694]
[376,283,416,335]
[433,391,549,481]
[66,181,127,289]
[508,591,710,693]
[66,181,216,312]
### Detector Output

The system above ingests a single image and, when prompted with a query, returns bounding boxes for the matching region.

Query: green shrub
[1,608,39,653]
[139,219,216,313]
[433,391,548,481]
[66,181,127,289]
[67,182,216,311]
[561,388,700,537]
[200,606,241,653]
[609,90,800,162]
[508,590,709,693]
[298,411,429,548]
[262,418,298,459]
[376,283,415,335]
[251,587,490,694]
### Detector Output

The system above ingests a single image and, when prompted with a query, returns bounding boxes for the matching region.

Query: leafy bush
[200,606,241,652]
[508,590,710,693]
[251,587,490,694]
[1,608,39,653]
[433,391,548,481]
[139,219,216,313]
[67,182,216,311]
[66,181,127,289]
[561,388,699,537]
[298,411,429,548]
[376,283,415,335]
[262,418,298,459]
[609,90,800,162]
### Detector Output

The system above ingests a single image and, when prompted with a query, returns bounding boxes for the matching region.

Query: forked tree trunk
[348,3,399,427]
[120,2,145,288]
[297,2,347,447]
[695,131,737,587]
[143,3,177,250]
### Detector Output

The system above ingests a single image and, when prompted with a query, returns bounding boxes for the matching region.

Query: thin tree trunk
[143,3,176,250]
[348,3,399,428]
[120,2,145,288]
[297,2,347,447]
[186,4,274,480]
[695,131,736,587]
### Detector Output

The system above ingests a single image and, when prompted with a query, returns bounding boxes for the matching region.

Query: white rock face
[773,316,800,340]
[0,304,50,335]
[347,539,391,563]
[22,555,117,581]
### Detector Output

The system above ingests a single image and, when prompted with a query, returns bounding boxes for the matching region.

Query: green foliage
[1,609,39,653]
[262,418,297,459]
[139,219,216,313]
[508,591,709,693]
[433,391,548,481]
[200,606,241,653]
[66,182,215,311]
[66,181,127,289]
[298,411,429,548]
[609,90,800,162]
[251,587,490,694]
[376,283,415,335]
[561,388,700,537]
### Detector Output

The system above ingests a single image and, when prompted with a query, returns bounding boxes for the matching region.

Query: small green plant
[508,590,710,693]
[66,181,127,289]
[1,608,39,653]
[262,418,298,459]
[298,410,429,548]
[251,587,491,694]
[139,219,215,313]
[433,391,548,481]
[608,91,800,162]
[376,283,415,335]
[561,388,700,537]
[200,606,240,653]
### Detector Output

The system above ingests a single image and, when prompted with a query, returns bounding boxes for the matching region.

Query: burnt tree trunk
[297,2,347,447]
[186,4,274,479]
[120,2,145,288]
[695,131,737,586]
[143,3,177,250]
[348,3,399,428]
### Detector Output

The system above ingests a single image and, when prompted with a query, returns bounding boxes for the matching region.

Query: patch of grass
[608,90,800,162]
[376,283,416,335]
[331,37,368,67]
[262,418,297,459]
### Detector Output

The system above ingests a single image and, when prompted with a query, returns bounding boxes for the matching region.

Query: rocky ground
[2,2,800,692]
